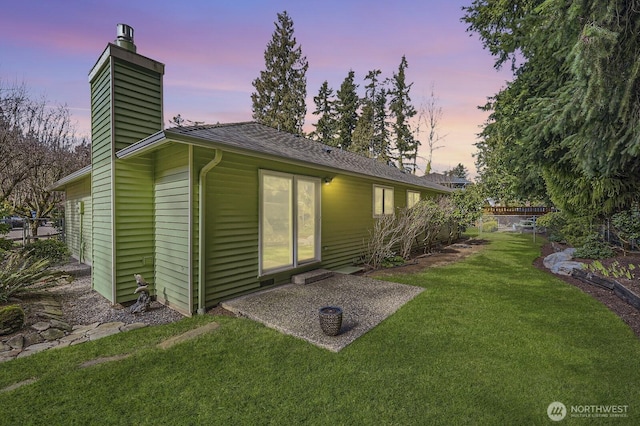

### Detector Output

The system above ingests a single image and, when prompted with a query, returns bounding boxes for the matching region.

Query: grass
[1,232,639,424]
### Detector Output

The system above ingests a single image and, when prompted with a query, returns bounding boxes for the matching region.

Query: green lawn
[1,232,639,424]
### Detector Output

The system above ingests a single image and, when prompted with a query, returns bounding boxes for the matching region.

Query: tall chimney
[115,23,136,52]
[88,24,164,304]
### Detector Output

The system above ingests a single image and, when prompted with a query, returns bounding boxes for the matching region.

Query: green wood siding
[321,175,374,269]
[154,144,191,314]
[64,177,92,264]
[90,62,114,300]
[88,48,163,304]
[201,151,260,306]
[112,59,163,152]
[113,156,154,303]
[196,149,444,308]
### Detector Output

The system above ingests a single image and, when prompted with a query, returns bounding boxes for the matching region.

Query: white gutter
[197,150,222,314]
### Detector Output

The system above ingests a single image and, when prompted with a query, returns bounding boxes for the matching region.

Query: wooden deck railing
[483,206,557,216]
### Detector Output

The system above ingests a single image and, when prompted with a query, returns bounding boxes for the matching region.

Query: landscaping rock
[0,305,25,335]
[543,249,575,269]
[49,319,72,332]
[86,321,125,340]
[551,261,585,276]
[6,335,24,350]
[23,332,44,346]
[40,328,65,341]
[31,321,51,332]
[120,323,147,332]
[543,248,584,276]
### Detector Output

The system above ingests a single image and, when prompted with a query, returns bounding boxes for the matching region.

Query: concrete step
[291,269,334,285]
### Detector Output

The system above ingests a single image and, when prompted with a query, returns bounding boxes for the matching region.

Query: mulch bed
[534,242,640,339]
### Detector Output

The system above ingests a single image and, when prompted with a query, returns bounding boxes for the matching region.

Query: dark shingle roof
[164,122,450,193]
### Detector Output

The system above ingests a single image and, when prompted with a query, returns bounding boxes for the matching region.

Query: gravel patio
[221,273,424,352]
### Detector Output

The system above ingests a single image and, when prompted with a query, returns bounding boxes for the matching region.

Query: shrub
[611,209,640,253]
[0,238,13,252]
[481,219,498,233]
[362,215,403,270]
[536,212,567,241]
[535,211,595,245]
[22,238,70,265]
[382,255,405,268]
[422,199,447,252]
[561,215,593,246]
[0,252,70,303]
[0,304,25,335]
[397,204,428,260]
[574,234,615,259]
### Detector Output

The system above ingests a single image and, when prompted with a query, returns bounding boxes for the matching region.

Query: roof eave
[48,165,92,191]
[116,130,168,159]
[162,129,451,193]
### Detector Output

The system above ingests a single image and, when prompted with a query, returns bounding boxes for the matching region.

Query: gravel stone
[49,271,185,327]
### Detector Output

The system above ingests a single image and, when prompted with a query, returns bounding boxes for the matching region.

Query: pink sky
[0,0,512,177]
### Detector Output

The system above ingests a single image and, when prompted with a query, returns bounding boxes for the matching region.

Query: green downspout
[197,150,222,314]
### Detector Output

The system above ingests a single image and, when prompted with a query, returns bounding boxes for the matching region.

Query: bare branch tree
[0,79,89,235]
[415,83,446,175]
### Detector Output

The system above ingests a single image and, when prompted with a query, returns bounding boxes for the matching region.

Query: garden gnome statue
[130,274,151,314]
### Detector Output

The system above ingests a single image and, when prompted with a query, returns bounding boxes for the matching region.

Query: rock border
[0,295,147,363]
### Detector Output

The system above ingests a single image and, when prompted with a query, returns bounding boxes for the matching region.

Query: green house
[52,24,451,316]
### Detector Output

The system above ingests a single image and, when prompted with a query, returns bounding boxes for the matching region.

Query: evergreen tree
[334,70,359,150]
[388,56,417,170]
[364,70,390,161]
[446,163,468,179]
[351,101,374,156]
[352,70,387,157]
[464,1,640,214]
[251,11,308,135]
[309,81,337,146]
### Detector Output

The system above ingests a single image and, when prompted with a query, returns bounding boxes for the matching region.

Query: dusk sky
[0,0,512,177]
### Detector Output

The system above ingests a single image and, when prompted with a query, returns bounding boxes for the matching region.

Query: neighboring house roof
[117,121,451,193]
[422,172,472,188]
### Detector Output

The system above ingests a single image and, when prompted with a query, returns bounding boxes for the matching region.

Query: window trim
[407,190,421,208]
[373,184,395,217]
[259,170,321,276]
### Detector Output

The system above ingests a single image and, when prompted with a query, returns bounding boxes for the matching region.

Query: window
[373,185,394,216]
[260,171,320,275]
[407,190,421,208]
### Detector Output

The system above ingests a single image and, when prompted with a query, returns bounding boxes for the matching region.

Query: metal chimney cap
[115,24,136,52]
[117,23,134,41]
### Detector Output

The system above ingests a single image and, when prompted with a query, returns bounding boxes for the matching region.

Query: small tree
[1,79,90,236]
[416,84,445,175]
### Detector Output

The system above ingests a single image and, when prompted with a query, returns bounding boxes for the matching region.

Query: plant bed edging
[571,269,615,290]
[571,269,640,310]
[614,283,640,311]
